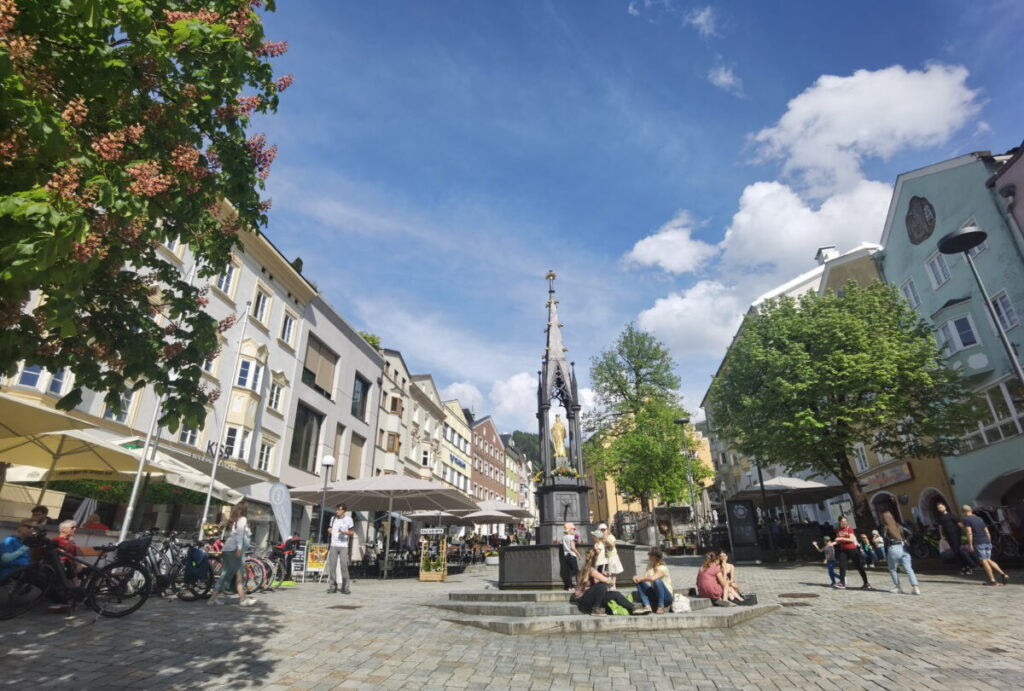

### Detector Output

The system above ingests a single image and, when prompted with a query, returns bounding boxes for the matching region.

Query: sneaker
[911,585,921,595]
[830,583,839,589]
[341,588,352,595]
[590,609,607,617]
[326,586,338,594]
[1000,573,1009,585]
[861,584,872,590]
[631,605,652,615]
[835,583,846,589]
[888,586,903,594]
[982,581,999,586]
[207,598,226,606]
[240,598,257,607]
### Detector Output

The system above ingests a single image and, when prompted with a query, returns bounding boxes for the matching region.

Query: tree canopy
[0,0,289,430]
[707,281,978,528]
[585,324,703,512]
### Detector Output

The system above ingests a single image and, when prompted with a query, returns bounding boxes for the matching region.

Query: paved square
[0,557,1021,689]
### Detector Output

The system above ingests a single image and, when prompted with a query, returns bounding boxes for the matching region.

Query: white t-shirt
[330,515,354,548]
[223,517,249,552]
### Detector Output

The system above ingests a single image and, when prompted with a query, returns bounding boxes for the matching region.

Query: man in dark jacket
[936,503,973,576]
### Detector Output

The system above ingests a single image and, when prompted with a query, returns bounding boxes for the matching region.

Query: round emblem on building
[905,196,936,245]
[732,504,749,519]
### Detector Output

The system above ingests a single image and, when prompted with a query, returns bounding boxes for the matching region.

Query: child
[812,537,839,587]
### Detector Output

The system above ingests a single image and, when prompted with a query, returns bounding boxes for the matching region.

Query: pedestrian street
[0,556,1020,690]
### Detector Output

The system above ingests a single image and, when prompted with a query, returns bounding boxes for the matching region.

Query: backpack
[183,545,210,584]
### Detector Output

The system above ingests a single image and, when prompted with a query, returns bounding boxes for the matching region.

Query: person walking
[208,501,254,607]
[326,504,354,594]
[834,516,871,590]
[881,511,920,595]
[935,503,973,576]
[962,505,1009,586]
[812,536,839,587]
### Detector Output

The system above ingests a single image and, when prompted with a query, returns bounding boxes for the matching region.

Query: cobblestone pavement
[1,556,1021,690]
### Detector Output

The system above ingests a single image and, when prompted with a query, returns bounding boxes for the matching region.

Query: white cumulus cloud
[708,64,744,97]
[752,63,981,197]
[488,372,537,432]
[440,381,484,414]
[719,178,893,282]
[637,280,745,358]
[624,210,719,274]
[684,6,719,37]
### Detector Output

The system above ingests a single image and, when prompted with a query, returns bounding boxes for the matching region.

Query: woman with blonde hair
[208,501,255,607]
[602,523,624,588]
[881,511,920,595]
[572,547,650,616]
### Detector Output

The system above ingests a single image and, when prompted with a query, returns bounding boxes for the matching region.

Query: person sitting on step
[572,548,650,617]
[718,551,745,603]
[632,548,673,613]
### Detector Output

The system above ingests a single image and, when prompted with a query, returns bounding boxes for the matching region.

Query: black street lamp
[937,225,1024,386]
[673,418,699,529]
[316,455,336,542]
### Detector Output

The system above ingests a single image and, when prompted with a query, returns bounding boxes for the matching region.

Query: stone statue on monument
[550,414,567,465]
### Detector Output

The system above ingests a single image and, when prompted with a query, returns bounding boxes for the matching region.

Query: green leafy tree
[585,399,708,512]
[589,323,681,422]
[0,1,289,430]
[359,331,381,350]
[586,324,697,512]
[509,430,540,471]
[707,281,978,530]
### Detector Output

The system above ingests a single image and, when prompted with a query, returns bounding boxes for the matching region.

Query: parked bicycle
[0,529,151,619]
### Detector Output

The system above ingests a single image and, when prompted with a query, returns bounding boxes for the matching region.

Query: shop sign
[420,528,444,535]
[449,454,466,468]
[860,462,913,492]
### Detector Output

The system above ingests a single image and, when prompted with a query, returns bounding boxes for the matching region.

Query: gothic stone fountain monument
[498,271,637,589]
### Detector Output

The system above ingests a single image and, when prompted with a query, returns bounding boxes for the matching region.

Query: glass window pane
[954,318,976,347]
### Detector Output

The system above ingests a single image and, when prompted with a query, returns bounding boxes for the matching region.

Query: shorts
[974,543,992,561]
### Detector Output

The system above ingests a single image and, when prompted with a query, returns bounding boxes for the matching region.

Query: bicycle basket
[116,534,152,561]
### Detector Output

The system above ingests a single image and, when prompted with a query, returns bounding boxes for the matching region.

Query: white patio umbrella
[455,509,518,525]
[290,476,479,578]
[477,499,534,519]
[0,428,161,504]
[0,392,91,492]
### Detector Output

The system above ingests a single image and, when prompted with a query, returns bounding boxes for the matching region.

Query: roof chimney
[814,245,839,265]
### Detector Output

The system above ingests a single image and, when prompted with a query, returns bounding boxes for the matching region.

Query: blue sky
[254,0,1023,431]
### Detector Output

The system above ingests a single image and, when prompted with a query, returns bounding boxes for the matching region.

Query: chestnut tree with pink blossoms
[0,0,291,430]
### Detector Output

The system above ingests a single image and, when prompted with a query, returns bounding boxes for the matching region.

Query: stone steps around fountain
[434,589,776,634]
[438,604,779,635]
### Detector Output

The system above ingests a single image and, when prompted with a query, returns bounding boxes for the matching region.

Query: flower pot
[485,555,500,566]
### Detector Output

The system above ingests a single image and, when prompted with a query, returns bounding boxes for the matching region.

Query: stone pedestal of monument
[497,543,638,590]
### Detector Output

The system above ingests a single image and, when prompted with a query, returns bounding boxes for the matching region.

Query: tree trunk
[640,492,650,513]
[833,453,875,531]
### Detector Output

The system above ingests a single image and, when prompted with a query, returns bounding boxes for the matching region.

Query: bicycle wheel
[172,563,214,601]
[912,542,930,560]
[0,565,53,619]
[258,558,275,592]
[270,558,287,588]
[85,561,151,617]
[242,558,263,594]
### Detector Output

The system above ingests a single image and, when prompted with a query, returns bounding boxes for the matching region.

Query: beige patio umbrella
[477,499,535,519]
[290,476,479,578]
[0,392,91,492]
[0,428,162,503]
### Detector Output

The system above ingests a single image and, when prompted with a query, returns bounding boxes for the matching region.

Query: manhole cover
[780,602,811,607]
[326,605,362,610]
[778,593,819,598]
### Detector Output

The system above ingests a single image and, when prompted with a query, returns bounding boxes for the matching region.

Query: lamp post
[673,418,698,530]
[316,455,336,543]
[937,225,1024,386]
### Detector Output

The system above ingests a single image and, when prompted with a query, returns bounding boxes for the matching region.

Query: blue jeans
[826,559,838,584]
[636,580,673,609]
[216,550,242,593]
[886,543,918,587]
